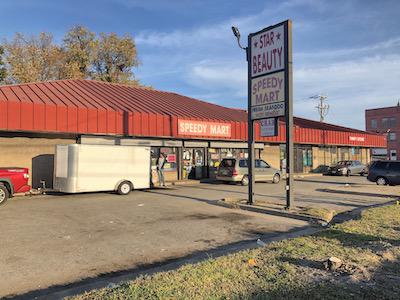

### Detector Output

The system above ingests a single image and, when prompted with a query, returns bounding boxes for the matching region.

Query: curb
[216,198,325,224]
[293,173,323,178]
[237,203,324,223]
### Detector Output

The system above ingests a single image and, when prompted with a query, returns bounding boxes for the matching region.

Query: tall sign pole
[285,21,294,209]
[247,20,294,209]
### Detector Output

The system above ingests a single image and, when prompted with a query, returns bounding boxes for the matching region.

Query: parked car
[216,158,281,185]
[367,160,400,185]
[0,168,31,205]
[327,160,367,176]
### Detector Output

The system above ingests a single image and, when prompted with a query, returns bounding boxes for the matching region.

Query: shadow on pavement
[315,188,400,199]
[178,183,287,201]
[290,196,373,208]
[295,178,370,186]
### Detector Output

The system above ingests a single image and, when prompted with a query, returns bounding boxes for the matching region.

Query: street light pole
[232,26,254,205]
[247,35,255,205]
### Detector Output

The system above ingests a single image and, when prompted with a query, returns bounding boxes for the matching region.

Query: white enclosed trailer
[54,144,151,194]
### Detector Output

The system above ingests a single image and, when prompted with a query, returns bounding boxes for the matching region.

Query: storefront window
[208,148,220,167]
[220,148,234,159]
[182,149,193,179]
[339,147,349,161]
[194,149,204,166]
[151,147,177,170]
[293,145,312,173]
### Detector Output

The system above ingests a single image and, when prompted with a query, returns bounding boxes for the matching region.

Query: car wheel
[117,181,132,195]
[272,173,280,184]
[346,169,351,177]
[0,185,9,205]
[376,177,387,186]
[241,175,249,186]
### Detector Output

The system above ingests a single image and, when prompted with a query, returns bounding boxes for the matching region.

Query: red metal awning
[0,79,386,147]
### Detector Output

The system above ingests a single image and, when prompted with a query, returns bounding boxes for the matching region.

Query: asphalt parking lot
[191,175,400,213]
[0,175,398,298]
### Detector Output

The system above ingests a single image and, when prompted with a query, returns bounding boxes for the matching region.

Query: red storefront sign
[178,119,231,138]
[167,154,176,163]
[349,136,365,142]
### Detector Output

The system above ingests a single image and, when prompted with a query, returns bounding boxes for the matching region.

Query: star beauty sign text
[250,23,287,121]
[251,24,284,77]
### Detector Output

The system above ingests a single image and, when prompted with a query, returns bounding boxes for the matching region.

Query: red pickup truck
[0,168,31,205]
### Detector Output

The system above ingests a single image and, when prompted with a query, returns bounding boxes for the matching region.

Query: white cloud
[296,36,400,61]
[188,61,246,88]
[134,0,317,49]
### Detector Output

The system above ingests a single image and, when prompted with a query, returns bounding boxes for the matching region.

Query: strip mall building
[0,80,385,188]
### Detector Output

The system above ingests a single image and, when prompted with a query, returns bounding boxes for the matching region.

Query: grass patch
[301,207,336,222]
[71,204,400,300]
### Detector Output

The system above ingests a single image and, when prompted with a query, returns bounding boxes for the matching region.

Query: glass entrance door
[182,148,205,179]
[194,148,205,179]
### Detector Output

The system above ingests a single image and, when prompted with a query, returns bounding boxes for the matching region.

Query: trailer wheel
[117,181,132,195]
[0,185,9,205]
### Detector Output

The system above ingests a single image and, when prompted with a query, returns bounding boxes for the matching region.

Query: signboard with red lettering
[251,71,285,106]
[260,118,278,137]
[250,23,287,120]
[178,119,231,138]
[251,24,285,77]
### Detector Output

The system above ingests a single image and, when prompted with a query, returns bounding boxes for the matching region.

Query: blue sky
[1,0,399,129]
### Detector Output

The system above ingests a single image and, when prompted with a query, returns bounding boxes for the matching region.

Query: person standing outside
[157,152,166,187]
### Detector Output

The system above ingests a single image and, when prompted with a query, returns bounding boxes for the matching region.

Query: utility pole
[310,95,329,122]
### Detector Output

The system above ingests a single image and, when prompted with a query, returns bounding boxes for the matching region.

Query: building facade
[366,104,400,160]
[0,80,385,188]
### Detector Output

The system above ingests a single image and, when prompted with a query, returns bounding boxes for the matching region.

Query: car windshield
[337,161,351,166]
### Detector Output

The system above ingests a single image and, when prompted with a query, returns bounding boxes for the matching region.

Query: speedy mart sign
[178,119,231,138]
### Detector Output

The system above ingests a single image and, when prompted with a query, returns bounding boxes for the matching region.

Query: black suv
[367,160,400,185]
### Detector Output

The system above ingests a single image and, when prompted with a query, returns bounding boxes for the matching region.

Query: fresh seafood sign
[251,102,285,120]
